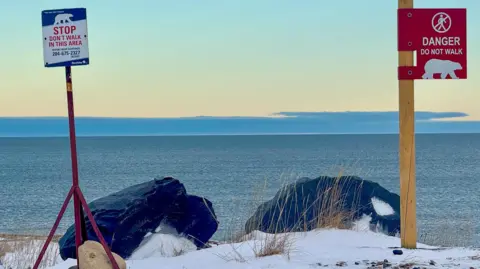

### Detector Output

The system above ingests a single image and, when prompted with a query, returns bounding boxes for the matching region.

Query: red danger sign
[398,8,467,80]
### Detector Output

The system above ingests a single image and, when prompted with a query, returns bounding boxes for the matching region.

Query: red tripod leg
[32,186,74,269]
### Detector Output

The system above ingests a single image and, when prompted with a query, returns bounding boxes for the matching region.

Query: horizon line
[1,131,479,139]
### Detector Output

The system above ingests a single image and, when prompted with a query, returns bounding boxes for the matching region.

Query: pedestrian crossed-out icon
[432,12,452,33]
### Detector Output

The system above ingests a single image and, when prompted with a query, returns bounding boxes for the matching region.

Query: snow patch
[351,214,372,232]
[371,197,395,216]
[46,229,480,269]
[130,233,197,259]
[131,223,197,259]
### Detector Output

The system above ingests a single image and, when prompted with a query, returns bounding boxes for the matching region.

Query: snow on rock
[47,229,480,269]
[371,197,395,216]
[129,233,198,259]
[351,214,373,232]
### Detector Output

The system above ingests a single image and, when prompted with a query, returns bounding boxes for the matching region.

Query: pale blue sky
[1,0,479,119]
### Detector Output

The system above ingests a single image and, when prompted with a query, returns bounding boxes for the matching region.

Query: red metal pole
[34,67,120,269]
[66,66,119,268]
[65,66,86,267]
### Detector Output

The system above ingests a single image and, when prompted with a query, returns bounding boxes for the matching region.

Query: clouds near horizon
[272,111,469,121]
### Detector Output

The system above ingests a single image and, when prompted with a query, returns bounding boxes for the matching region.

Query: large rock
[245,176,400,236]
[175,195,219,247]
[59,177,218,260]
[78,240,126,269]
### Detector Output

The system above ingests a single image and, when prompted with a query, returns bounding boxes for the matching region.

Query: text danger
[422,37,461,46]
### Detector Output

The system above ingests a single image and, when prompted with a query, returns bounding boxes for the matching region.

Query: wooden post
[398,0,417,249]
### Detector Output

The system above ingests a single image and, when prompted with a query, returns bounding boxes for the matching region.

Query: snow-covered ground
[41,228,479,269]
[2,198,478,268]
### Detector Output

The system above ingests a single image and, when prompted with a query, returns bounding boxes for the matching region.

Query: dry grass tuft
[252,233,292,260]
[0,241,13,260]
[311,172,362,230]
[0,234,60,269]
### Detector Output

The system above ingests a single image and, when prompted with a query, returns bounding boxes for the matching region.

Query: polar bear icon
[422,58,462,79]
[54,13,73,24]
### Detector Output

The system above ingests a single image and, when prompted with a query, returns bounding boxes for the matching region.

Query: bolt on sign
[398,8,467,79]
[41,8,89,67]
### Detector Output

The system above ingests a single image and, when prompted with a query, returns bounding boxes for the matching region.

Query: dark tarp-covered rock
[58,177,218,260]
[174,195,219,247]
[245,176,400,236]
